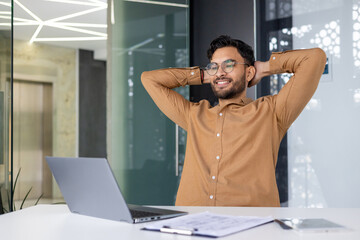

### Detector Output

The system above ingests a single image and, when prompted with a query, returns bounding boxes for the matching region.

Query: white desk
[1,204,359,240]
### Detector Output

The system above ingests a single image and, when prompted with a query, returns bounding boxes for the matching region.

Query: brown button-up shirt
[141,48,326,207]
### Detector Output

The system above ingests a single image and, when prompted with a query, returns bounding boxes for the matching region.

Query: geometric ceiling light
[124,0,188,8]
[0,0,188,45]
[0,0,107,43]
[0,1,12,26]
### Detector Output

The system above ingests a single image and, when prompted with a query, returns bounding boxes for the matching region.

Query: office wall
[190,0,255,104]
[288,0,360,207]
[13,40,77,158]
[13,40,77,199]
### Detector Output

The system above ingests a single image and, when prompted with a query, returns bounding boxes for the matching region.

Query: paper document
[143,212,273,238]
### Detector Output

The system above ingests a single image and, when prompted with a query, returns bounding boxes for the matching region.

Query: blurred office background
[1,0,359,212]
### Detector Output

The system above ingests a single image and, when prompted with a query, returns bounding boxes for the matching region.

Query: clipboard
[142,212,274,238]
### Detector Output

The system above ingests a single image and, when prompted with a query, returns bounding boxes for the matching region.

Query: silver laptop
[46,156,187,223]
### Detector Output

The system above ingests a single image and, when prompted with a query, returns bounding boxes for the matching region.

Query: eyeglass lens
[205,59,236,75]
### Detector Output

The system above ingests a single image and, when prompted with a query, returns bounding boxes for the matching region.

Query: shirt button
[216,133,220,137]
[212,176,216,180]
[210,195,214,199]
[273,56,276,60]
[219,113,223,116]
[191,71,194,75]
[216,156,220,160]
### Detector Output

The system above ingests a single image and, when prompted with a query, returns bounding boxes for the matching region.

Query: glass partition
[0,0,12,213]
[256,0,360,208]
[288,0,360,208]
[10,0,106,210]
[109,0,189,205]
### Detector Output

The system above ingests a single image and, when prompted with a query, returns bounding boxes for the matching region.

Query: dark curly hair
[207,35,255,66]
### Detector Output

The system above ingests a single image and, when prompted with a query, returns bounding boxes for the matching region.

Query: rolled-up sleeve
[141,67,202,130]
[268,48,327,130]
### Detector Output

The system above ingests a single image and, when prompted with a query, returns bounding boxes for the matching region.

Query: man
[141,35,326,207]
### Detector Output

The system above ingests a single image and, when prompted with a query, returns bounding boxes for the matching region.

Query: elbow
[141,71,149,87]
[313,48,327,66]
[307,48,327,76]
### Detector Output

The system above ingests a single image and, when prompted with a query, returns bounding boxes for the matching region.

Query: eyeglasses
[204,59,249,76]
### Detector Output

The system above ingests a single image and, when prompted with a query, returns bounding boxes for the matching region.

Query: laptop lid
[46,157,134,223]
[46,156,187,223]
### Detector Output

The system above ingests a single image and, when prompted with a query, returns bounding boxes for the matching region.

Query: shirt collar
[218,94,253,108]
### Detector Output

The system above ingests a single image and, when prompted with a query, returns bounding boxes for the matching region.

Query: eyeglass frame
[204,59,250,76]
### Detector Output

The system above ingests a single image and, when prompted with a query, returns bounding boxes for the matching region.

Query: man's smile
[214,78,232,88]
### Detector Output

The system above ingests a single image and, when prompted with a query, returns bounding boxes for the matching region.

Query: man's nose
[215,66,226,78]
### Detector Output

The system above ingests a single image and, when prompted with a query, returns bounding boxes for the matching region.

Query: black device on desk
[46,157,187,223]
[275,218,347,233]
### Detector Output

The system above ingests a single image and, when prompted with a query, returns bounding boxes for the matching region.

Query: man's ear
[246,66,256,83]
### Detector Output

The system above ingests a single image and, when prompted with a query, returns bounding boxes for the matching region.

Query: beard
[210,75,246,99]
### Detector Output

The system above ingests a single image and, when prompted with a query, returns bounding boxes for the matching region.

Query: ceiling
[0,0,189,60]
[0,0,107,59]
